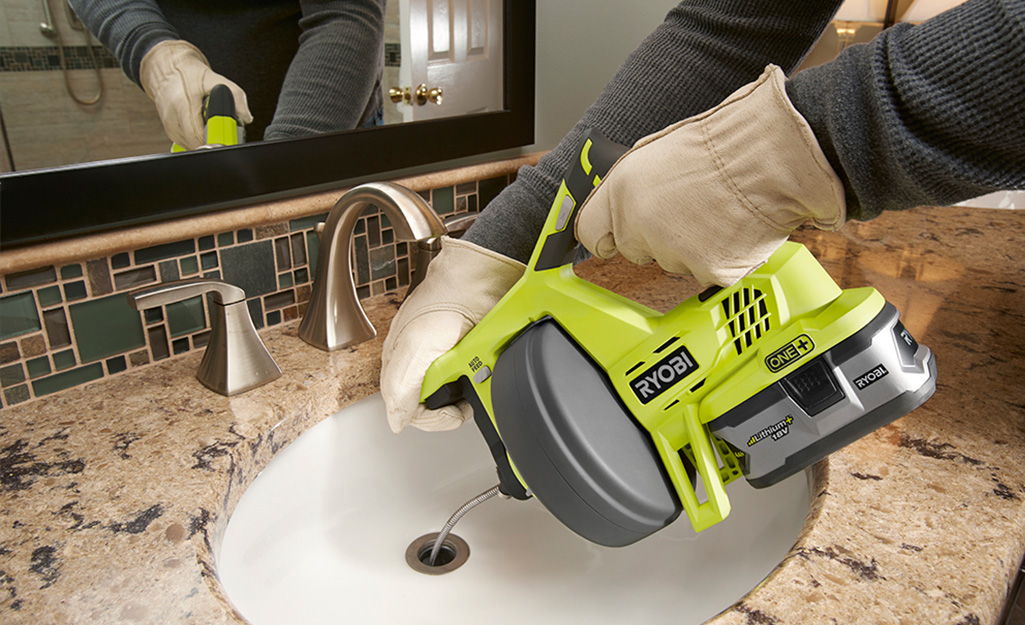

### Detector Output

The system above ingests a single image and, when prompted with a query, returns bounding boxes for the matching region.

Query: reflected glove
[575,65,845,288]
[381,237,525,433]
[139,40,253,150]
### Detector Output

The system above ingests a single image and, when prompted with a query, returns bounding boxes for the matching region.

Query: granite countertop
[1,206,1023,624]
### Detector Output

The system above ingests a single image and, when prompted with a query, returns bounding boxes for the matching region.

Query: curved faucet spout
[298,182,446,351]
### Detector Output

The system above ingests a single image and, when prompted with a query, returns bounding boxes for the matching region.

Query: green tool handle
[531,130,628,271]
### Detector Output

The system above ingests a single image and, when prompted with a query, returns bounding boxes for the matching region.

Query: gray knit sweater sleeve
[464,0,846,263]
[786,0,1025,221]
[264,0,386,138]
[68,0,178,84]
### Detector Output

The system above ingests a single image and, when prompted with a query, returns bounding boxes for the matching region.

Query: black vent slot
[720,288,772,355]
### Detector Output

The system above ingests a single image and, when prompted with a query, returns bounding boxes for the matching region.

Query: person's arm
[786,0,1025,219]
[264,0,387,139]
[574,0,1025,290]
[464,0,845,263]
[68,0,178,84]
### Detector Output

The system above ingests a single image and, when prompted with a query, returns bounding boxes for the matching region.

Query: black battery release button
[781,358,845,417]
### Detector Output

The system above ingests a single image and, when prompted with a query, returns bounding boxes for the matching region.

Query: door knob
[414,83,443,106]
[389,84,443,106]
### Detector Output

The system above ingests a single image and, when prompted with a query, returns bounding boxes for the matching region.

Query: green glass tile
[53,349,76,371]
[106,356,127,375]
[172,338,190,355]
[289,213,328,232]
[201,252,219,270]
[135,239,196,265]
[32,363,104,397]
[111,253,131,269]
[68,294,146,363]
[432,186,455,215]
[60,264,84,280]
[218,232,234,247]
[180,256,200,276]
[166,296,207,338]
[0,293,42,340]
[37,286,62,308]
[278,273,294,289]
[294,268,310,285]
[144,308,163,325]
[63,281,88,302]
[307,232,320,280]
[246,299,264,330]
[199,236,216,251]
[5,266,56,290]
[26,356,51,378]
[237,229,254,243]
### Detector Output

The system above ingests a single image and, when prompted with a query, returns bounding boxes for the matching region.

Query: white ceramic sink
[218,393,810,625]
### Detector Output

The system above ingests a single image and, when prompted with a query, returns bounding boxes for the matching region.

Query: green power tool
[171,84,244,152]
[421,129,937,547]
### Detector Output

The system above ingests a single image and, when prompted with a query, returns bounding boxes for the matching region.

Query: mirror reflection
[0,0,504,171]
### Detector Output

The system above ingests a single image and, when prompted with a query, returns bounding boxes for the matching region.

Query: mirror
[0,0,535,248]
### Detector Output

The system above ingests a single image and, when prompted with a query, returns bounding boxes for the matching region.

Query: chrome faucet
[127,279,282,396]
[298,182,447,351]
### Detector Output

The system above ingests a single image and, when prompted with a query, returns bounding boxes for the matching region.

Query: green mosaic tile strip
[290,213,329,232]
[53,350,76,371]
[37,286,62,308]
[5,266,56,291]
[166,297,207,338]
[180,257,200,276]
[432,186,455,215]
[135,239,196,265]
[26,356,51,378]
[60,264,83,280]
[1,293,41,340]
[68,294,146,363]
[0,174,510,409]
[32,363,104,397]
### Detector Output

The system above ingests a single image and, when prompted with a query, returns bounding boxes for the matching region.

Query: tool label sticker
[853,364,889,390]
[748,415,794,447]
[629,345,699,404]
[765,335,815,372]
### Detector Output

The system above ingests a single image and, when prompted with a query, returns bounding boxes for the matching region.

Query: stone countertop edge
[1,205,1024,624]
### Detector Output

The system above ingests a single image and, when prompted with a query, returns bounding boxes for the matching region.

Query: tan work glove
[139,40,253,150]
[575,65,845,288]
[381,237,525,433]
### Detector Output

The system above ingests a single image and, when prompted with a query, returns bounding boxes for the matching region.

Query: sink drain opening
[406,532,469,575]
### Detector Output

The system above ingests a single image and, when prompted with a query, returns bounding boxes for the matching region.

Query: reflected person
[70,0,386,150]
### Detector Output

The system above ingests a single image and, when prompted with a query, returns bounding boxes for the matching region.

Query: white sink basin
[218,393,810,625]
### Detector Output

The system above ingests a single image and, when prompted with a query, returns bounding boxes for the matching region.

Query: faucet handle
[127,279,282,396]
[127,279,245,310]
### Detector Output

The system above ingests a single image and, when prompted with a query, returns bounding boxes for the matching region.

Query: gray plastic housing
[709,303,937,488]
[491,319,682,547]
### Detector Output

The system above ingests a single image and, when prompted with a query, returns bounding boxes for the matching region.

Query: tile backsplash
[0,174,511,409]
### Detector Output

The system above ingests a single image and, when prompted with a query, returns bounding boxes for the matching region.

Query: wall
[528,1,677,152]
[0,171,516,409]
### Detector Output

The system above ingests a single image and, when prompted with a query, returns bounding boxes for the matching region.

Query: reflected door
[399,0,503,121]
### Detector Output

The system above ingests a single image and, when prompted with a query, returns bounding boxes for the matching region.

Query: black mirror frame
[1,1,535,248]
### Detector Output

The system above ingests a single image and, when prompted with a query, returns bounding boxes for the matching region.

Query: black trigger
[423,381,465,410]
